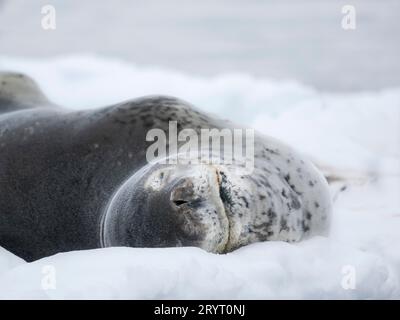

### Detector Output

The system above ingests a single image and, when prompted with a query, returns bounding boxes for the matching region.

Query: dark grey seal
[0,72,331,262]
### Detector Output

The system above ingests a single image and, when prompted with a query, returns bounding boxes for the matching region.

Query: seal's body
[0,73,331,262]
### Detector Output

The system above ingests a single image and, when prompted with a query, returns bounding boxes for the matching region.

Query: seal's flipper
[0,72,50,114]
[315,161,376,202]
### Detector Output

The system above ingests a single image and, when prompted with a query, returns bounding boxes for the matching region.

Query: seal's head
[0,72,49,106]
[101,162,258,253]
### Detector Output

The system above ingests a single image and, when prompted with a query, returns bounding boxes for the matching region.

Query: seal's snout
[166,167,230,253]
[170,178,195,209]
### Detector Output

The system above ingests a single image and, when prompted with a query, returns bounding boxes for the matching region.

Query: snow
[0,55,399,299]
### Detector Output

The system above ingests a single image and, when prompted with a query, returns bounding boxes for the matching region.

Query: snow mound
[0,55,399,299]
[0,237,397,300]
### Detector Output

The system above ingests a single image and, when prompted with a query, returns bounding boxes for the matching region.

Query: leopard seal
[0,72,332,262]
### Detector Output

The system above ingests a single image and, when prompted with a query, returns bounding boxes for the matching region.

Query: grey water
[0,0,399,92]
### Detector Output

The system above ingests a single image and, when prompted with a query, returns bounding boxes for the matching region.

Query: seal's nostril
[173,200,188,206]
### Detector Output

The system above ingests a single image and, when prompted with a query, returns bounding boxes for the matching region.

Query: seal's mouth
[215,168,234,253]
[216,170,234,208]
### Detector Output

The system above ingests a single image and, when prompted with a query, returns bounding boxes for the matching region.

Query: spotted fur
[0,72,332,261]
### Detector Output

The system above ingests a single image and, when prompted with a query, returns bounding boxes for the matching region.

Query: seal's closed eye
[173,200,188,206]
